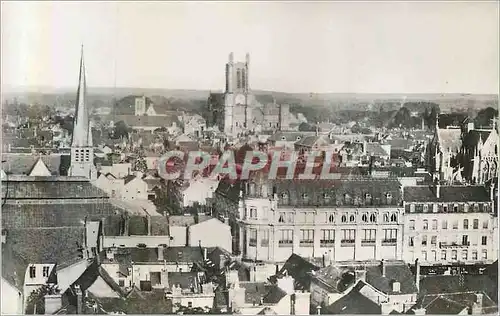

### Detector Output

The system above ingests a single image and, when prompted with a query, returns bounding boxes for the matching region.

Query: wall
[171,294,215,311]
[189,219,232,252]
[123,178,149,201]
[169,226,188,247]
[1,278,23,315]
[102,236,171,248]
[57,260,89,293]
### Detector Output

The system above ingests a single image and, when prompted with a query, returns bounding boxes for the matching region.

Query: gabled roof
[2,153,70,176]
[324,282,382,314]
[417,292,497,315]
[27,157,52,176]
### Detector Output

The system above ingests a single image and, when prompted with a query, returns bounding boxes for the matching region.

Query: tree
[25,284,61,314]
[112,121,131,139]
[133,154,148,173]
[474,107,498,128]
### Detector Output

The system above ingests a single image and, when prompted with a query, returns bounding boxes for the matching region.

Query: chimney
[415,259,421,292]
[380,260,386,277]
[392,281,401,293]
[322,254,326,268]
[471,292,483,315]
[158,245,164,261]
[275,264,279,275]
[75,284,83,314]
[219,254,226,270]
[316,306,321,315]
[146,215,152,236]
[203,248,208,261]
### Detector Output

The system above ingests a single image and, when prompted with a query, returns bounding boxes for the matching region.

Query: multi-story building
[213,176,405,263]
[402,184,498,269]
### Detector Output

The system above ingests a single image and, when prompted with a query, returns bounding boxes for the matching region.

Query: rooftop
[404,185,491,203]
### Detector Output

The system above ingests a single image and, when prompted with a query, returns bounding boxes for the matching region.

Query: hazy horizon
[2,2,499,94]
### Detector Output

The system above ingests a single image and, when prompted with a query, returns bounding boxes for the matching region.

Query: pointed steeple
[72,45,91,147]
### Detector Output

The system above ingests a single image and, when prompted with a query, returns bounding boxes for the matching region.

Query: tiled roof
[164,246,204,263]
[403,186,491,203]
[313,265,349,293]
[1,241,28,290]
[5,227,86,269]
[2,203,119,229]
[278,254,320,290]
[240,282,273,305]
[2,179,109,199]
[419,275,498,303]
[324,282,382,314]
[168,271,199,289]
[2,153,70,175]
[417,292,497,315]
[262,285,287,304]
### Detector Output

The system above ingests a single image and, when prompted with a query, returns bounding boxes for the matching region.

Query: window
[422,251,427,261]
[431,250,437,261]
[29,266,36,278]
[409,220,415,230]
[349,214,355,222]
[463,219,469,229]
[281,193,289,205]
[188,302,193,308]
[482,250,487,260]
[261,230,269,246]
[249,229,257,247]
[473,219,479,229]
[481,236,487,245]
[362,214,368,222]
[422,235,427,246]
[431,236,437,246]
[442,220,448,229]
[384,213,389,222]
[279,230,293,247]
[323,193,331,204]
[286,212,294,223]
[119,280,125,287]
[302,193,309,203]
[305,212,314,224]
[278,213,285,223]
[423,204,429,212]
[383,229,397,244]
[432,219,438,230]
[328,214,335,223]
[462,250,468,260]
[409,237,414,247]
[460,235,468,246]
[472,251,478,260]
[441,250,447,260]
[390,213,397,222]
[483,220,489,229]
[362,229,376,243]
[453,205,459,212]
[443,205,448,212]
[42,266,50,277]
[370,214,377,223]
[341,214,347,223]
[249,208,257,219]
[451,250,458,260]
[452,220,458,229]
[341,229,356,244]
[423,220,428,230]
[386,193,393,204]
[474,204,479,212]
[320,229,335,247]
[344,194,351,204]
[300,230,314,247]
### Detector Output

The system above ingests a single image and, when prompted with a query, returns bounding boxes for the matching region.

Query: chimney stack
[415,259,421,292]
[381,260,386,277]
[203,248,208,261]
[75,285,83,314]
[322,254,326,268]
[316,306,321,315]
[147,215,152,236]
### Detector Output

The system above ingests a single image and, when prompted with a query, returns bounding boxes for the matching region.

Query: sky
[1,1,499,94]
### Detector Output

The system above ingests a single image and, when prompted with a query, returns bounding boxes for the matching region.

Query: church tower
[69,46,97,180]
[224,52,251,136]
[224,52,235,135]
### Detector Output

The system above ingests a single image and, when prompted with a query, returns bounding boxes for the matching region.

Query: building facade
[402,185,498,267]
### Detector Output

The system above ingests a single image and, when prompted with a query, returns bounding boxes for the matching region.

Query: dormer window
[281,136,286,141]
[423,204,429,212]
[323,193,331,203]
[386,193,393,204]
[281,193,289,204]
[29,266,36,279]
[296,136,301,141]
[365,193,372,205]
[344,194,351,204]
[302,193,309,202]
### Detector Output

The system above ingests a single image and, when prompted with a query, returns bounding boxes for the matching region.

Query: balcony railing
[382,239,397,246]
[278,240,293,247]
[361,240,376,245]
[320,240,335,247]
[299,240,314,247]
[341,239,355,247]
[439,242,470,249]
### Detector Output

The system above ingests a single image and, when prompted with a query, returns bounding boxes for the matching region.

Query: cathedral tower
[224,52,251,135]
[69,46,97,180]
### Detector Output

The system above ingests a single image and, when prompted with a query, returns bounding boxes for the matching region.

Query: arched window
[370,214,376,223]
[341,214,347,223]
[349,214,355,222]
[281,192,289,205]
[383,213,389,222]
[328,214,335,223]
[390,213,397,222]
[302,193,309,203]
[365,193,372,205]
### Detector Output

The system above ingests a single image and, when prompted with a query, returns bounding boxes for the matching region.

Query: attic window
[365,193,372,204]
[281,136,286,141]
[386,193,393,204]
[296,136,301,141]
[349,214,355,222]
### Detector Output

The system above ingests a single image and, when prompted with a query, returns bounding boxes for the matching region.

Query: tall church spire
[69,46,96,179]
[72,45,91,147]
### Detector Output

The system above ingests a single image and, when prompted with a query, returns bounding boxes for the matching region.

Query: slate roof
[262,285,287,304]
[1,179,109,200]
[240,282,273,305]
[2,203,119,229]
[403,186,491,203]
[1,240,28,290]
[168,215,212,226]
[312,265,351,293]
[164,246,204,263]
[272,178,402,207]
[95,289,173,314]
[168,272,199,290]
[365,262,418,295]
[267,132,306,142]
[128,216,148,235]
[323,282,382,314]
[277,254,320,290]
[4,227,86,270]
[1,153,70,175]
